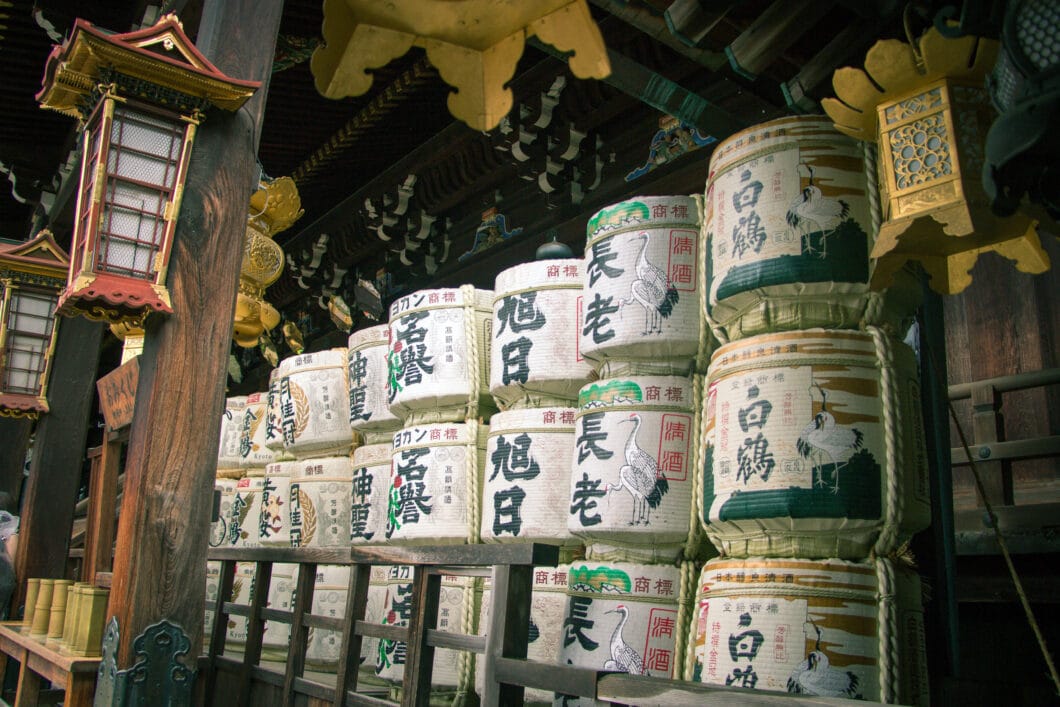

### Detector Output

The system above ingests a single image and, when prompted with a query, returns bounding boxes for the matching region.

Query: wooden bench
[0,622,100,707]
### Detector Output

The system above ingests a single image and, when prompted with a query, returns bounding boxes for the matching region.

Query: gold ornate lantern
[35,14,259,324]
[823,26,1050,294]
[0,230,70,418]
[233,177,302,348]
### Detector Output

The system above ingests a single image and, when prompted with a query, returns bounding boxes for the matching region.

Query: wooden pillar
[105,0,283,670]
[12,316,104,612]
[0,418,32,503]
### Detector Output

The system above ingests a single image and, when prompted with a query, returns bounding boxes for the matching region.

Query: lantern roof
[36,13,260,119]
[0,229,70,280]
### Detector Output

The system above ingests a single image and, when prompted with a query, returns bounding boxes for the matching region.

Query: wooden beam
[105,0,283,670]
[81,437,120,584]
[725,0,834,80]
[0,418,31,504]
[11,315,103,615]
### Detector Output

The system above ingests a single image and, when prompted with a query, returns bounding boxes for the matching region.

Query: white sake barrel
[225,562,257,647]
[240,392,278,468]
[264,369,285,452]
[702,329,930,559]
[209,478,238,548]
[556,561,683,705]
[306,565,350,672]
[386,286,495,424]
[704,115,919,341]
[581,196,703,372]
[386,422,486,545]
[482,408,579,547]
[568,376,696,562]
[359,566,391,685]
[348,325,403,434]
[690,557,928,705]
[261,563,296,662]
[289,456,355,548]
[231,473,266,547]
[217,396,248,472]
[490,260,592,409]
[375,565,414,683]
[279,349,353,457]
[259,461,296,546]
[477,565,572,704]
[351,443,392,545]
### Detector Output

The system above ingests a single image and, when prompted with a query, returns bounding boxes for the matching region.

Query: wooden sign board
[97,357,140,431]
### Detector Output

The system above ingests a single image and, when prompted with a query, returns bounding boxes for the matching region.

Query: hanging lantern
[823,26,1050,294]
[109,321,145,364]
[36,14,260,325]
[0,230,70,418]
[234,177,302,348]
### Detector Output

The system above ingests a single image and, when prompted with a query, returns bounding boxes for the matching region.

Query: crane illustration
[602,605,645,675]
[787,621,863,698]
[618,231,679,335]
[605,413,670,525]
[786,165,850,258]
[795,383,864,494]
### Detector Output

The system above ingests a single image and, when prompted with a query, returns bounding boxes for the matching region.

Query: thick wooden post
[12,316,104,612]
[105,0,283,670]
[0,418,32,503]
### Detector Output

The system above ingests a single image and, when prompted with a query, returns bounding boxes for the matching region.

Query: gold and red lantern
[36,14,259,324]
[0,230,69,417]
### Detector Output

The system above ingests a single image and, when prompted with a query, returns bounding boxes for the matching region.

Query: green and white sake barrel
[240,391,278,468]
[689,557,929,706]
[352,565,391,686]
[482,408,580,547]
[704,115,919,342]
[264,369,286,453]
[348,324,403,437]
[568,376,697,563]
[350,443,392,545]
[701,329,930,559]
[278,349,354,457]
[231,471,266,548]
[259,460,296,546]
[375,565,414,683]
[209,477,238,548]
[217,395,248,472]
[261,563,296,662]
[491,260,592,409]
[289,456,355,548]
[581,195,704,374]
[555,562,685,705]
[306,565,351,672]
[386,421,487,545]
[387,286,495,425]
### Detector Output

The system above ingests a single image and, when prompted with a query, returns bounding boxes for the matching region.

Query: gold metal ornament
[823,26,1049,294]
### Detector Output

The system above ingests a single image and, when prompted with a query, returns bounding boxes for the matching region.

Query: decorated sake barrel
[704,115,919,341]
[557,561,683,704]
[348,325,403,434]
[261,563,296,662]
[264,369,285,453]
[690,557,929,705]
[386,286,495,424]
[350,443,392,545]
[259,461,296,546]
[476,565,572,704]
[306,565,350,672]
[279,349,354,457]
[359,566,392,685]
[240,392,278,468]
[289,456,355,548]
[209,478,238,548]
[482,408,579,546]
[204,561,220,643]
[386,422,486,545]
[701,329,930,559]
[581,196,703,371]
[217,396,248,473]
[490,260,592,409]
[375,565,414,682]
[231,473,266,547]
[568,376,696,562]
[225,562,257,647]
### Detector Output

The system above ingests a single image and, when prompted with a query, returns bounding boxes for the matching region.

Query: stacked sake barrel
[689,115,930,704]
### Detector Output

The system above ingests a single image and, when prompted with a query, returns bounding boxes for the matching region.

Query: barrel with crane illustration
[490,259,593,409]
[240,391,278,468]
[581,195,703,374]
[568,375,696,562]
[259,460,296,546]
[289,456,355,548]
[217,395,248,474]
[482,408,580,548]
[701,329,930,559]
[703,115,920,342]
[689,557,929,705]
[348,324,403,439]
[278,349,354,457]
[556,561,686,704]
[349,443,392,545]
[386,286,495,425]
